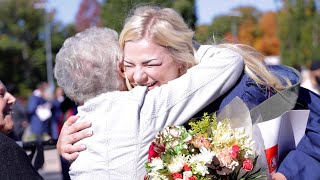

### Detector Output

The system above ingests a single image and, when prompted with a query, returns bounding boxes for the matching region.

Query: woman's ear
[117,61,126,78]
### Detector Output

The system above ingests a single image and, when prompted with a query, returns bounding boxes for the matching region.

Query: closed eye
[147,63,162,67]
[123,60,134,68]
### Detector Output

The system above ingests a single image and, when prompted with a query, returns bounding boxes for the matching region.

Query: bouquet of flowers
[145,113,266,180]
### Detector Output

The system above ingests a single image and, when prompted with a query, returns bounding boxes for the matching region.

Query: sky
[47,0,281,26]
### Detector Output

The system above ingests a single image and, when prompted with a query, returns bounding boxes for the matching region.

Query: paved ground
[38,149,63,180]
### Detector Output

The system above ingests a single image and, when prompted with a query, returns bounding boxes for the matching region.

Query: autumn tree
[75,0,102,32]
[236,6,260,46]
[255,12,280,55]
[202,6,262,46]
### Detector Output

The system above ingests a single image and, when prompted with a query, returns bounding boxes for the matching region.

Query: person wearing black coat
[0,80,43,180]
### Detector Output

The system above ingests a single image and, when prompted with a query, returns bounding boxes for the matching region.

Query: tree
[0,0,76,96]
[235,6,260,47]
[255,12,280,55]
[208,15,234,44]
[204,6,261,46]
[278,0,319,66]
[0,0,45,95]
[101,0,196,33]
[194,25,213,44]
[75,0,102,32]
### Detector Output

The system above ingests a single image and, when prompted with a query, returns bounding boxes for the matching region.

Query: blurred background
[1,0,319,97]
[0,0,319,179]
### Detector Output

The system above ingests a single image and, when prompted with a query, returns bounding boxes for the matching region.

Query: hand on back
[57,115,93,161]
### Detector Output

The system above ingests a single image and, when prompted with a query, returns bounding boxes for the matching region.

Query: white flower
[189,147,215,176]
[167,155,188,173]
[149,157,164,171]
[183,171,193,179]
[169,128,180,138]
[192,163,209,176]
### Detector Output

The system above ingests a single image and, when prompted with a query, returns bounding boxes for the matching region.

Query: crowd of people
[0,3,319,180]
[3,82,76,179]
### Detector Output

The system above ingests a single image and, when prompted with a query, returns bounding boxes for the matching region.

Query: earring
[124,72,133,90]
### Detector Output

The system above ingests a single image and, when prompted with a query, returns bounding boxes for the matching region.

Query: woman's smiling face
[0,81,15,134]
[123,39,182,91]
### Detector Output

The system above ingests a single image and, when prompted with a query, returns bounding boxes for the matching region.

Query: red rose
[172,172,183,179]
[242,158,253,171]
[231,145,240,158]
[184,164,191,171]
[148,142,159,162]
[188,176,197,180]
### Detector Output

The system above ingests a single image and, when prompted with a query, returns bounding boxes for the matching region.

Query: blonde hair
[119,5,196,74]
[217,43,290,90]
[120,5,289,91]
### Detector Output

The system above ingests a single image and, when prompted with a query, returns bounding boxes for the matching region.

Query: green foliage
[278,0,320,66]
[188,112,217,137]
[101,0,196,33]
[210,15,234,43]
[0,0,76,96]
[172,0,196,29]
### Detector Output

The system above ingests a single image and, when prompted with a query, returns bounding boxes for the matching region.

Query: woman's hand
[57,115,93,161]
[271,172,287,180]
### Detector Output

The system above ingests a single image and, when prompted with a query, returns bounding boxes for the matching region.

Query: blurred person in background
[301,60,320,95]
[27,82,52,141]
[50,86,65,140]
[51,87,73,180]
[0,80,43,180]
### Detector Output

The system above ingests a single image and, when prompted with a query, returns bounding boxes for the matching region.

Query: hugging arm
[144,46,245,128]
[56,116,92,161]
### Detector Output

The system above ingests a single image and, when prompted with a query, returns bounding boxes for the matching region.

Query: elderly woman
[0,80,43,179]
[54,26,243,179]
[58,5,320,180]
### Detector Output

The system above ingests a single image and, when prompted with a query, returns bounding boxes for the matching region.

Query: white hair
[54,27,125,104]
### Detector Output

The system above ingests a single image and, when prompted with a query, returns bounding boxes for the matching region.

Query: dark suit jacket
[0,132,43,180]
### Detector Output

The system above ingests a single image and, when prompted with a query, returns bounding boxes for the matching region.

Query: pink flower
[231,145,240,159]
[216,148,233,168]
[188,176,197,180]
[172,172,183,179]
[192,134,210,149]
[242,158,253,171]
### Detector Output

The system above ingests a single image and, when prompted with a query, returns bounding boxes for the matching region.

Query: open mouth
[3,108,13,116]
[146,81,157,87]
[132,81,158,89]
[147,82,158,91]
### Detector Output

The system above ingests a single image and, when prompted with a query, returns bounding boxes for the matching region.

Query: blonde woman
[58,5,320,180]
